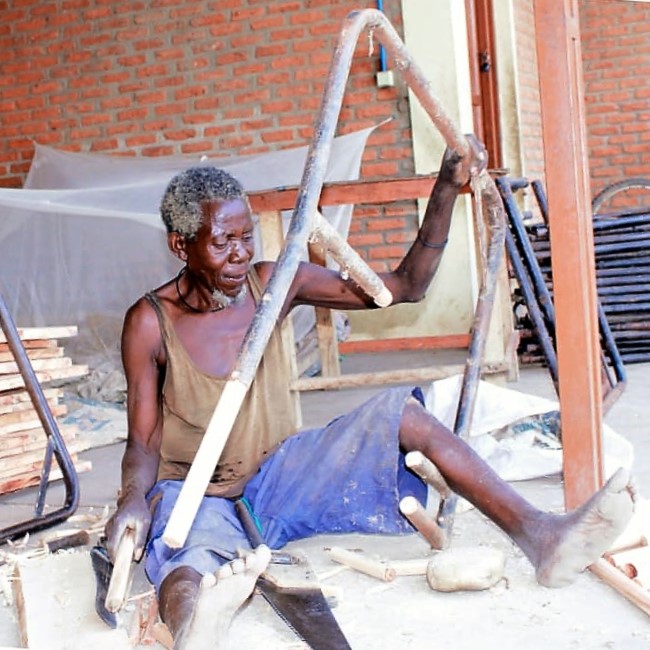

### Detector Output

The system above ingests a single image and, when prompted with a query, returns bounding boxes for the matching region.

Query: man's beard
[211,283,248,309]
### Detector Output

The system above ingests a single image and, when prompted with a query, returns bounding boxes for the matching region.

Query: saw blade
[256,576,351,650]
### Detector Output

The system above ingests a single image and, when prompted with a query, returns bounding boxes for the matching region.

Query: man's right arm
[105,298,164,562]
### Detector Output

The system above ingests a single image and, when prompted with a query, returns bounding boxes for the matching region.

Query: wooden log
[0,325,77,344]
[328,546,396,582]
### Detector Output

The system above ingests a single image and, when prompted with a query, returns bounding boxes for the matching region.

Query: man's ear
[168,232,188,262]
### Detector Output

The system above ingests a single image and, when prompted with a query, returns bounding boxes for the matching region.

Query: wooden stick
[387,558,430,576]
[310,211,392,307]
[162,378,248,548]
[105,528,136,613]
[328,547,396,582]
[604,535,648,561]
[405,451,451,498]
[291,364,467,392]
[399,496,446,550]
[590,558,650,616]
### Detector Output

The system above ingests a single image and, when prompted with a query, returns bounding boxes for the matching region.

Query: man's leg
[158,546,271,650]
[399,397,635,587]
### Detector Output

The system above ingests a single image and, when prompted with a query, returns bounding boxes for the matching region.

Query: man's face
[184,197,255,298]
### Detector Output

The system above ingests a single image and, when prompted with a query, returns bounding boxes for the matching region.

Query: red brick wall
[0,0,418,270]
[580,0,650,211]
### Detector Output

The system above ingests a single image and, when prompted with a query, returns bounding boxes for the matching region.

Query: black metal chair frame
[496,177,626,413]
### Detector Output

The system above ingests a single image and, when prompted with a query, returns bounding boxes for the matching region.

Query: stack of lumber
[0,326,91,495]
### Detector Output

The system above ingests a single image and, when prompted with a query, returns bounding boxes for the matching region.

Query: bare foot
[175,545,272,650]
[535,467,636,587]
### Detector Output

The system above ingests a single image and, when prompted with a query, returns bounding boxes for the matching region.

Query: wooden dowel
[399,496,446,550]
[387,558,430,576]
[310,211,392,307]
[590,558,650,617]
[162,379,248,548]
[328,546,396,582]
[405,451,451,498]
[604,535,648,559]
[105,528,136,613]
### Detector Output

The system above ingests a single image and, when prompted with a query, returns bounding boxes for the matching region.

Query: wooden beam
[0,326,77,344]
[534,0,603,507]
[339,334,470,354]
[246,172,508,213]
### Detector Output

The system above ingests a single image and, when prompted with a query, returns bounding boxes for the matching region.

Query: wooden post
[533,0,603,507]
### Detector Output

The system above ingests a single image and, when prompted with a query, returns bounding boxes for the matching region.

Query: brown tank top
[145,268,298,498]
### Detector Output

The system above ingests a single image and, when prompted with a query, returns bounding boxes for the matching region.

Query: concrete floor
[1,351,649,648]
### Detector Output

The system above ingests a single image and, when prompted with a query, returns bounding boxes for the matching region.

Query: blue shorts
[144,386,427,591]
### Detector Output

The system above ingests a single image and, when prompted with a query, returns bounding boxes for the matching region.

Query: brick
[141,145,175,156]
[220,135,255,148]
[180,140,212,154]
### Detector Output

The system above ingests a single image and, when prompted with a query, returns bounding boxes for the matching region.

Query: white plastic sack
[425,375,634,482]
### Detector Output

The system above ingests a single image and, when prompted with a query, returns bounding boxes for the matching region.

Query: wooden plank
[0,442,88,479]
[12,550,132,650]
[339,334,471,354]
[0,356,72,375]
[0,365,88,392]
[0,338,58,352]
[0,388,61,413]
[0,346,64,363]
[0,459,91,496]
[0,451,77,478]
[0,326,77,344]
[291,361,507,392]
[247,172,495,212]
[0,424,78,457]
[307,240,340,378]
[0,404,68,435]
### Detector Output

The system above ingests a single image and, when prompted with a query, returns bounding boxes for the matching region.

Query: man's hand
[438,134,488,188]
[104,490,151,563]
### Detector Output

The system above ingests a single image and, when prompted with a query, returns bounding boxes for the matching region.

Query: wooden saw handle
[105,527,136,613]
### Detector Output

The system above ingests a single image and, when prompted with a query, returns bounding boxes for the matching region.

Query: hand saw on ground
[235,499,352,650]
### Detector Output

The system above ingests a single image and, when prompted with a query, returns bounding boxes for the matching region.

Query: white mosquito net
[0,125,377,374]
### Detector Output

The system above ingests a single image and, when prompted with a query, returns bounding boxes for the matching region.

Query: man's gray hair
[160,166,248,239]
